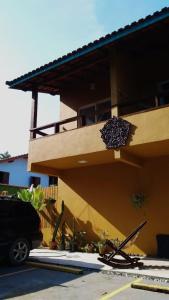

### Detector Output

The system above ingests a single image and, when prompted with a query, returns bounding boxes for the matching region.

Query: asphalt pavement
[0,264,169,299]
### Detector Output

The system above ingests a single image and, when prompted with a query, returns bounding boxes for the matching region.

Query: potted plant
[131,192,146,209]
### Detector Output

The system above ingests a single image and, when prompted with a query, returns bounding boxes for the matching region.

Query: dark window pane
[96,100,111,122]
[80,106,95,126]
[158,80,169,106]
[49,176,58,186]
[158,95,169,106]
[0,171,9,184]
[30,176,41,187]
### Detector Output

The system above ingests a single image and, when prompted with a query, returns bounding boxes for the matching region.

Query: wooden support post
[30,90,38,139]
[110,49,119,117]
[54,123,59,134]
[111,105,119,117]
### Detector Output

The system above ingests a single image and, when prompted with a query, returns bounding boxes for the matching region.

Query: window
[0,171,9,184]
[79,99,111,126]
[158,80,169,106]
[29,176,41,187]
[49,176,58,186]
[80,105,95,126]
[96,100,111,122]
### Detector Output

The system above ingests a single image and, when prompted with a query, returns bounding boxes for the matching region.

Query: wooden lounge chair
[98,220,147,269]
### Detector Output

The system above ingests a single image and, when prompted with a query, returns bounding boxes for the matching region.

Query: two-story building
[6,7,169,256]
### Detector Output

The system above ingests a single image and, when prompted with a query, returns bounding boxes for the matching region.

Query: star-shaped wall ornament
[100,116,132,149]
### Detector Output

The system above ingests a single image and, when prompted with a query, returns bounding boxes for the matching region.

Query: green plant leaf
[17,185,46,212]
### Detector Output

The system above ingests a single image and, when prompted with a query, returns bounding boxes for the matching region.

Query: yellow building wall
[57,156,169,256]
[39,186,58,245]
[28,105,169,172]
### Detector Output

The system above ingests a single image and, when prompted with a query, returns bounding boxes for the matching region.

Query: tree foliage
[0,151,11,159]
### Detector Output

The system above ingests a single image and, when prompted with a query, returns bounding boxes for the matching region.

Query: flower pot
[49,240,57,250]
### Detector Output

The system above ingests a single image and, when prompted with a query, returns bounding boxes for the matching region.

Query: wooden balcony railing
[30,93,169,139]
[30,115,84,139]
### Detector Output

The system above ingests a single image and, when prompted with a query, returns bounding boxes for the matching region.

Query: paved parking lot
[0,264,169,299]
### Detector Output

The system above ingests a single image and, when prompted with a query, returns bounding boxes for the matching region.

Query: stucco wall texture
[57,157,169,256]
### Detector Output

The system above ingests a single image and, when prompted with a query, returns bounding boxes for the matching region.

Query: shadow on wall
[40,197,99,248]
[58,162,149,254]
[63,204,99,242]
[59,157,169,256]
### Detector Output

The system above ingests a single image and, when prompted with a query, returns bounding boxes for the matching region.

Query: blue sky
[1,0,169,155]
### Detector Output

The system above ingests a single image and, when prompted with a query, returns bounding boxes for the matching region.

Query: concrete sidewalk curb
[28,258,169,283]
[101,270,169,283]
[26,261,83,275]
[30,249,169,282]
[131,282,169,294]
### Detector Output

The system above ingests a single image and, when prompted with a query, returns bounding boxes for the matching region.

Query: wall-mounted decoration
[131,193,146,209]
[100,116,131,149]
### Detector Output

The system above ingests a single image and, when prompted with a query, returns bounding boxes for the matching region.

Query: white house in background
[0,154,57,188]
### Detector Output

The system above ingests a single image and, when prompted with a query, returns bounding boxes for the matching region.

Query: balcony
[28,97,169,175]
[29,119,116,174]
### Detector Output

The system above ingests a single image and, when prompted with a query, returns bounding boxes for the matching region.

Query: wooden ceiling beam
[32,55,108,87]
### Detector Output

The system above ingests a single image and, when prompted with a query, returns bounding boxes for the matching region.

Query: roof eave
[6,8,169,90]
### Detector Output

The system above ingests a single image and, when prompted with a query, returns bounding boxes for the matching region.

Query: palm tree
[0,151,11,159]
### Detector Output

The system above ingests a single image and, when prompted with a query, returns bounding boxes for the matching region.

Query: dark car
[0,196,43,265]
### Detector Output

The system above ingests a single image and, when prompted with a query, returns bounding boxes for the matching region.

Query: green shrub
[17,185,46,211]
